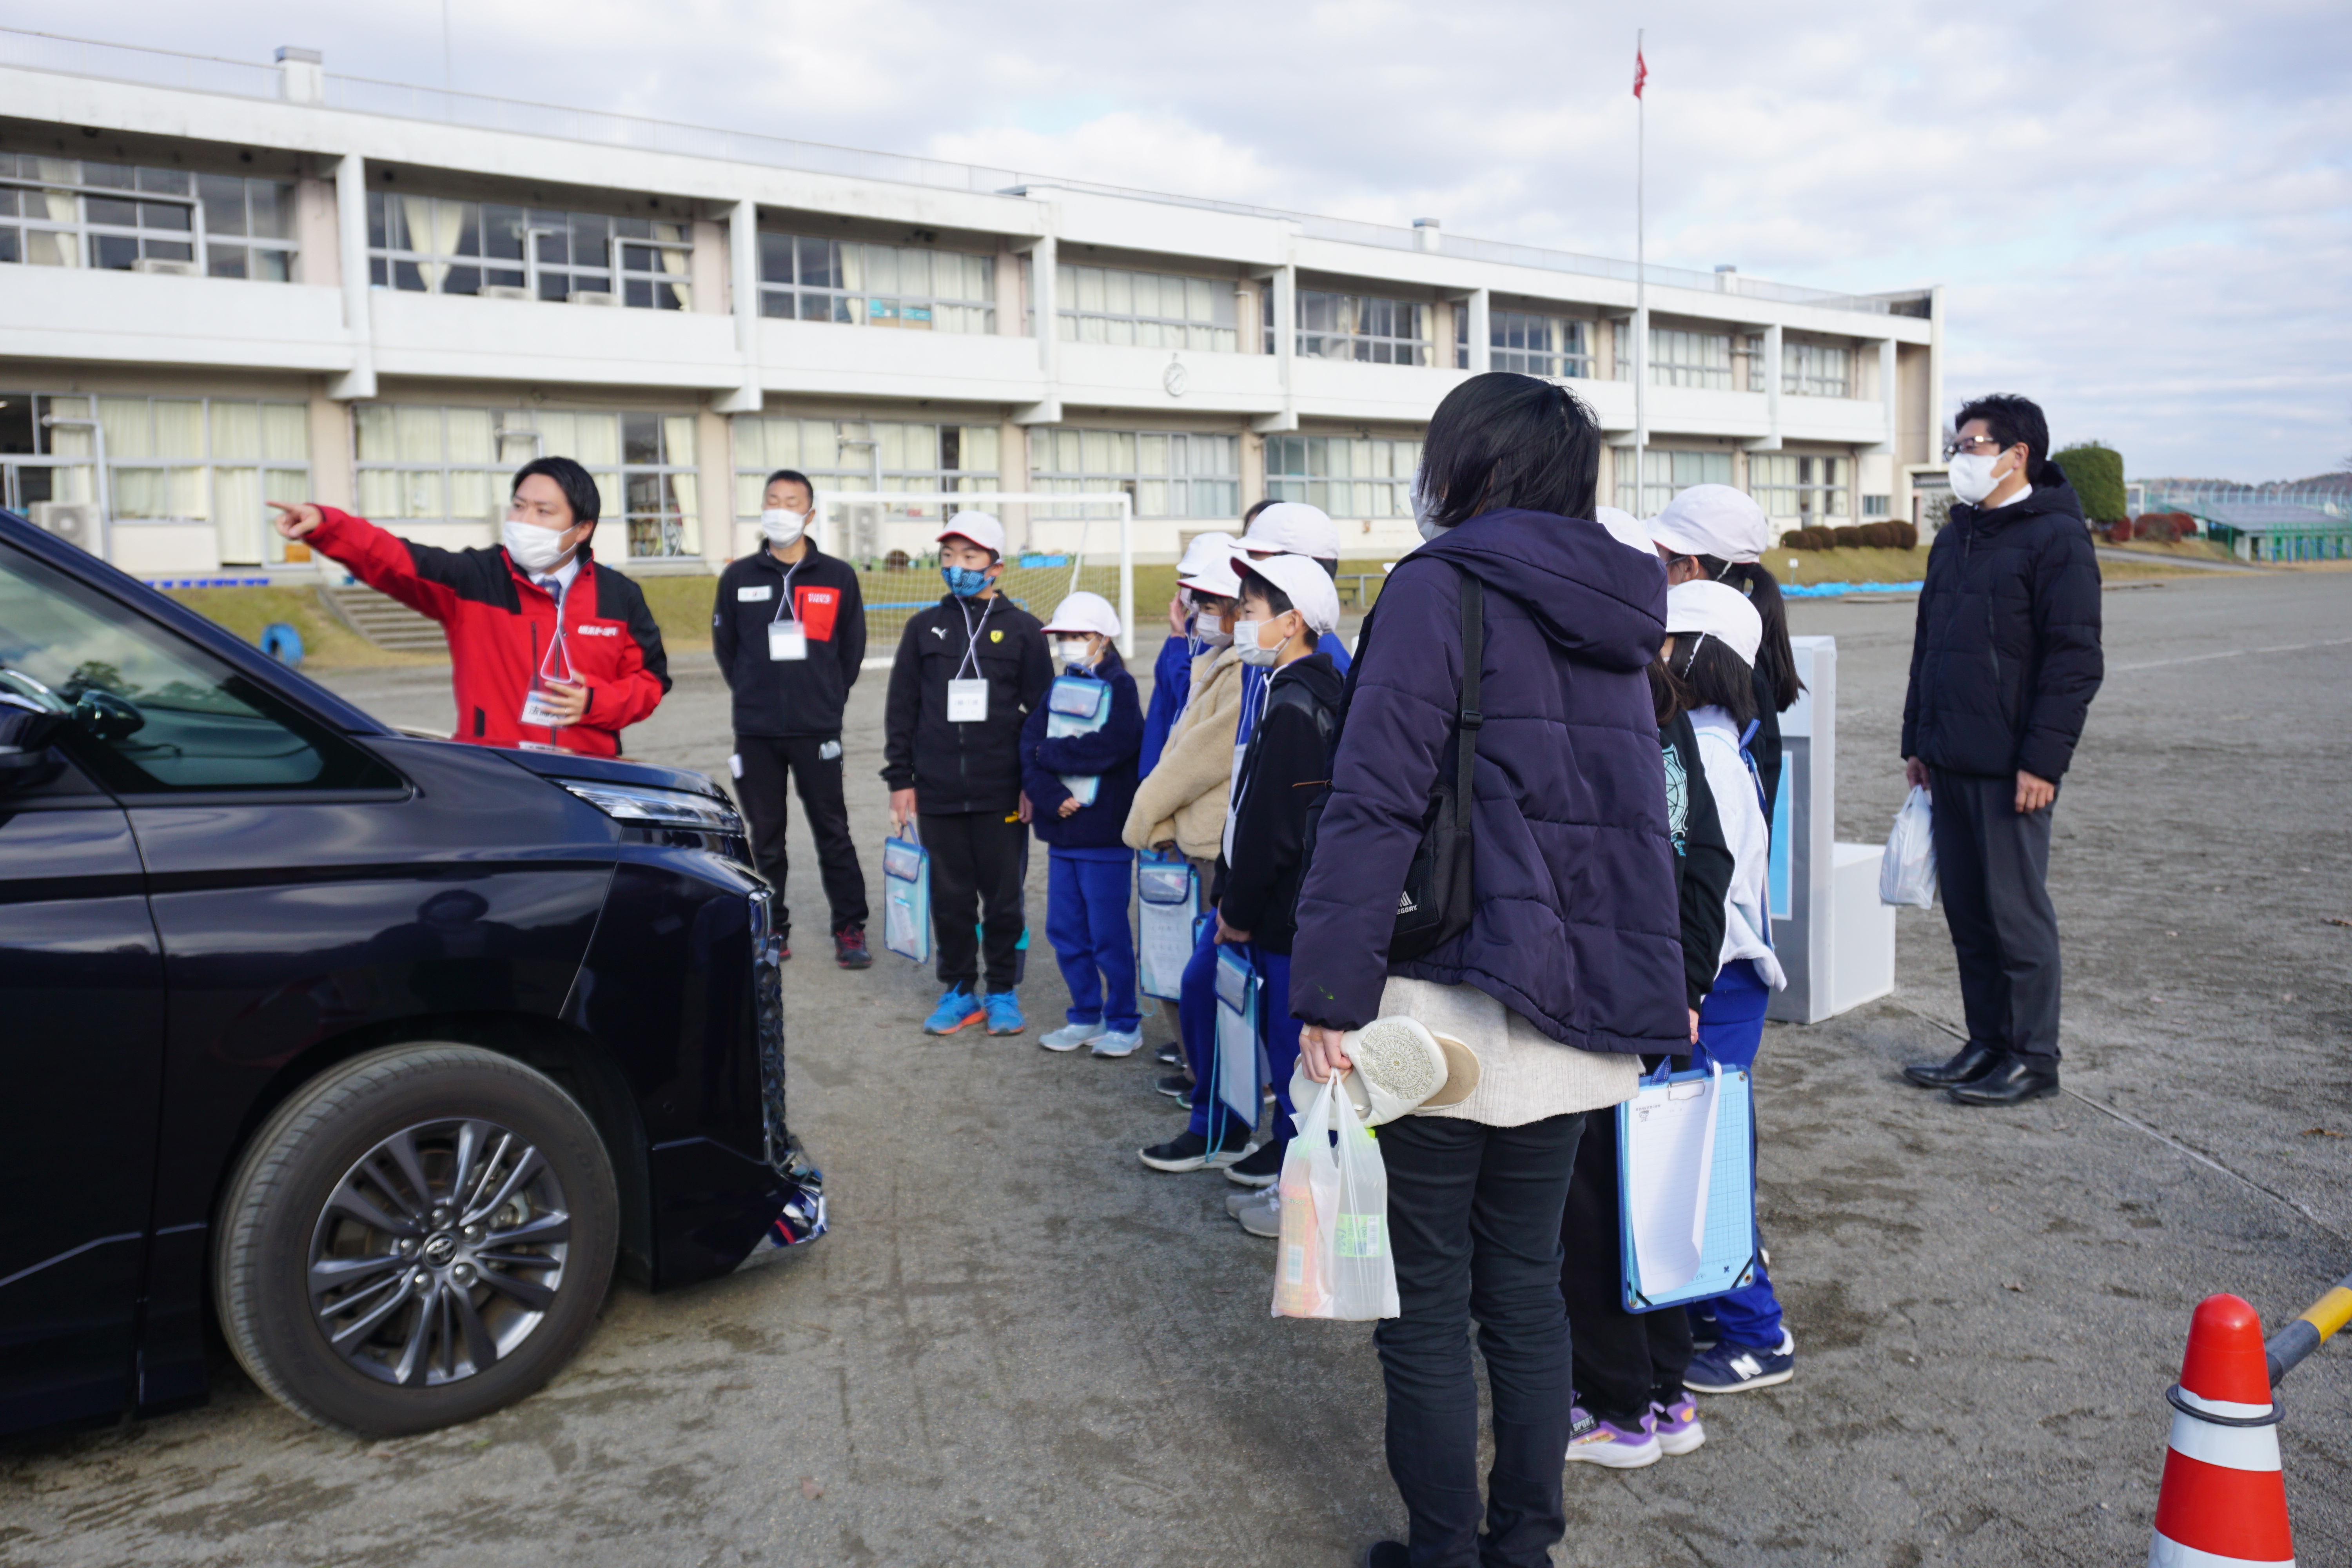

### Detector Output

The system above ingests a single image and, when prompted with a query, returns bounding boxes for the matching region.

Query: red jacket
[310,507,671,757]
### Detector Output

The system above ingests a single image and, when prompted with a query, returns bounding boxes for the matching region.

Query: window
[0,543,400,794]
[1452,306,1593,377]
[1862,494,1890,517]
[756,234,994,333]
[367,195,691,308]
[355,405,700,560]
[95,396,312,565]
[1616,448,1733,517]
[1263,434,1425,518]
[1749,454,1850,524]
[1274,290,1431,365]
[1056,265,1237,352]
[731,417,1000,521]
[1627,328,1735,389]
[1031,430,1240,519]
[1782,340,1852,398]
[0,156,295,279]
[0,393,100,513]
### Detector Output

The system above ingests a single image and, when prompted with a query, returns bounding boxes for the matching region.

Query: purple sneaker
[1564,1405,1661,1469]
[1651,1392,1706,1455]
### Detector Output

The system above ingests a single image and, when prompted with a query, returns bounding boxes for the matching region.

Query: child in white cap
[1020,592,1148,1057]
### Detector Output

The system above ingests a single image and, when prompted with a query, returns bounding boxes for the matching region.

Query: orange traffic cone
[2150,1294,2295,1566]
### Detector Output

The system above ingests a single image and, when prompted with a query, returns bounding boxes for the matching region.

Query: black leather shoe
[1947,1057,2060,1106]
[1362,1544,1410,1568]
[1902,1040,2003,1088]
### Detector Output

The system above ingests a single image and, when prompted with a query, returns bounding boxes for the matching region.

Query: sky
[20,0,2352,481]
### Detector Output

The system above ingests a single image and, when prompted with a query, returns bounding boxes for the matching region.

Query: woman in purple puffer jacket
[1290,373,1686,1568]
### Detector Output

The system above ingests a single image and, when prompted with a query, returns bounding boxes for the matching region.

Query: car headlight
[558,779,744,833]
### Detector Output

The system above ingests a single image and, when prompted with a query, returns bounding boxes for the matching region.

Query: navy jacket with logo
[882,593,1053,816]
[711,543,866,738]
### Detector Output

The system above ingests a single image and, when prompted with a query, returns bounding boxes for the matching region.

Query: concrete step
[317,582,447,652]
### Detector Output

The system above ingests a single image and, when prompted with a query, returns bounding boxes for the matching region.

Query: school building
[0,30,1945,580]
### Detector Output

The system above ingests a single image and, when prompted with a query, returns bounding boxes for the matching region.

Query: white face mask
[1232,617,1292,668]
[1052,637,1094,668]
[1948,450,2012,506]
[1412,462,1445,542]
[1194,617,1234,649]
[503,517,576,575]
[760,506,808,546]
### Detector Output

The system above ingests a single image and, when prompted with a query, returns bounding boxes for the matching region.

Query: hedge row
[1780,521,1920,551]
[2106,512,2197,544]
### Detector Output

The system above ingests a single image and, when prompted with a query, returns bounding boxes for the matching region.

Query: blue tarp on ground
[1783,581,1925,597]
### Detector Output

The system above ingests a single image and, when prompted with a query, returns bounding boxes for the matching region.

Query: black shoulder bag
[1387,572,1483,960]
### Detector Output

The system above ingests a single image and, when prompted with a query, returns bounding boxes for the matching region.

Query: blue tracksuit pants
[1045,848,1140,1032]
[1181,932,1300,1147]
[1690,957,1783,1347]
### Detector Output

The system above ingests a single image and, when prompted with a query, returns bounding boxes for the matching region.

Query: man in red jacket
[270,456,670,756]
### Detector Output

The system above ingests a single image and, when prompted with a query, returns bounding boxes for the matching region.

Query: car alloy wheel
[309,1118,571,1387]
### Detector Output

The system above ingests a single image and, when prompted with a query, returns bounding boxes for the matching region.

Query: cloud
[36,0,2352,478]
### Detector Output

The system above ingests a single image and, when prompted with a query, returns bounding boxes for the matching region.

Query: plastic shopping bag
[1271,1071,1399,1321]
[1878,785,1937,909]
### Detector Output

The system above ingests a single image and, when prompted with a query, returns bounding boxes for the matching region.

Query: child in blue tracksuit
[1020,592,1147,1058]
[1664,580,1796,1396]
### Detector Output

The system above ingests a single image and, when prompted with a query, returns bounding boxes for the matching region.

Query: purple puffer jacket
[1288,508,1686,1056]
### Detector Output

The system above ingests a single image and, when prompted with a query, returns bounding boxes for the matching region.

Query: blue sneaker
[923,987,984,1035]
[984,991,1025,1035]
[1683,1328,1795,1394]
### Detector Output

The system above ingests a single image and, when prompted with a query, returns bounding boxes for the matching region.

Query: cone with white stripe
[2149,1293,2295,1567]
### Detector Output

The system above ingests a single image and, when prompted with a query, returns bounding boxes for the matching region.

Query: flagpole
[1633,29,1646,517]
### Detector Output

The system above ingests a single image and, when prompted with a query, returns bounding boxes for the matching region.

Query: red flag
[1633,47,1648,99]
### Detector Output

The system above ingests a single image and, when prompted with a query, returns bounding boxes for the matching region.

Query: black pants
[735,734,867,936]
[1930,768,2062,1064]
[1374,1112,1584,1568]
[920,809,1025,994]
[1559,1102,1692,1424]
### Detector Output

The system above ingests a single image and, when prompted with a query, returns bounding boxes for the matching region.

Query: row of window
[0,156,297,279]
[1617,448,1852,520]
[368,195,694,309]
[756,235,995,332]
[1620,331,1855,396]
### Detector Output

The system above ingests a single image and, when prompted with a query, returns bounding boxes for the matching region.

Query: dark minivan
[0,510,821,1441]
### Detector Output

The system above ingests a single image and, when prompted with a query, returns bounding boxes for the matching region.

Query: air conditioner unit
[568,290,619,307]
[27,502,103,554]
[479,285,533,302]
[132,258,201,277]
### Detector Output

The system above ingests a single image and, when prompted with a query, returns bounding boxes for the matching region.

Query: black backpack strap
[1456,571,1483,828]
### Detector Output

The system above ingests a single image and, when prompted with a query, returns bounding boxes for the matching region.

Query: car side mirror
[0,707,67,790]
[71,688,144,741]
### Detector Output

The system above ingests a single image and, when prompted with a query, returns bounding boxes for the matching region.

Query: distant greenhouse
[2132,475,2352,562]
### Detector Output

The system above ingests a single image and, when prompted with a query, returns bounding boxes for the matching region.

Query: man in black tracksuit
[713,468,870,967]
[1900,394,2103,1106]
[882,513,1053,1034]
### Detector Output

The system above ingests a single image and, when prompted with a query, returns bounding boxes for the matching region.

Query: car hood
[490,743,731,802]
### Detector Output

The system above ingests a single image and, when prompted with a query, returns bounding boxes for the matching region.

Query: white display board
[1766,635,1897,1024]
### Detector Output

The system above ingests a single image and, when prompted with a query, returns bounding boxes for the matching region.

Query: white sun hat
[1666,578,1764,666]
[1042,590,1120,639]
[1233,550,1341,636]
[1647,483,1768,565]
[1175,531,1243,598]
[1243,501,1341,561]
[938,510,1006,557]
[1593,505,1659,556]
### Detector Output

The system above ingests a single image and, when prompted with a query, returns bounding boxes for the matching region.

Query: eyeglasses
[1943,435,2009,459]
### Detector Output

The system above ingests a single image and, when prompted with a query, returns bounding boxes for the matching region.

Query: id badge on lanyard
[947,598,994,722]
[768,622,808,662]
[520,579,578,731]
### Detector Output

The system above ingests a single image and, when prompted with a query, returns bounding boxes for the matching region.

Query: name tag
[768,623,808,662]
[519,686,572,729]
[947,677,989,723]
[737,585,773,602]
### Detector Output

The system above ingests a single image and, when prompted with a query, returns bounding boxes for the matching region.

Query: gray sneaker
[1230,1187,1280,1238]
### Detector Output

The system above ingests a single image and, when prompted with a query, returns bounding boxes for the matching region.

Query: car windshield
[0,541,398,793]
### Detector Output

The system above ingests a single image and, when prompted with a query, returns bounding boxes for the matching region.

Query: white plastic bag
[1270,1071,1399,1321]
[1879,785,1937,909]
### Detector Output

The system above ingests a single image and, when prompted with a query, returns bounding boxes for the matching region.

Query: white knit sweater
[1377,976,1641,1127]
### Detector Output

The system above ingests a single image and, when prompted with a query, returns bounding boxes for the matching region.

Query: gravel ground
[3,569,2347,1567]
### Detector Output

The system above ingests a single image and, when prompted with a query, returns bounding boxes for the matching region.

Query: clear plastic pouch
[881,834,930,962]
[1271,1072,1398,1321]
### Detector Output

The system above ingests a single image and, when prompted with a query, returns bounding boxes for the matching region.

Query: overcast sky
[28,0,2352,481]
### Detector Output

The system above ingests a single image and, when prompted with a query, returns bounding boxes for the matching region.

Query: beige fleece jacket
[1123,646,1244,859]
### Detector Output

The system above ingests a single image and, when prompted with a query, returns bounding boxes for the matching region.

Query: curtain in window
[396,407,443,465]
[354,407,397,463]
[153,402,205,461]
[659,243,692,310]
[446,409,494,466]
[98,397,151,459]
[450,470,495,521]
[211,402,261,462]
[668,472,699,555]
[111,469,167,517]
[357,470,403,518]
[661,416,696,468]
[214,467,263,563]
[261,403,309,461]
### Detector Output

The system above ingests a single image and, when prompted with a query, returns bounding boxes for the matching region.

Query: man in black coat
[713,468,871,968]
[1900,394,2103,1105]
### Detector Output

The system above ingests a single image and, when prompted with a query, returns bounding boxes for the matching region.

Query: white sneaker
[1040,1022,1105,1053]
[1230,1187,1281,1237]
[1089,1027,1143,1058]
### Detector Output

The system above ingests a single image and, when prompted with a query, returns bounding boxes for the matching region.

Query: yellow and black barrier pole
[2265,1265,2352,1385]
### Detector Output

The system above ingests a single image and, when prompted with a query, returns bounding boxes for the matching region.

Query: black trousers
[1930,768,2062,1064]
[1559,1102,1692,1425]
[735,734,868,936]
[920,809,1025,994]
[1374,1112,1584,1568]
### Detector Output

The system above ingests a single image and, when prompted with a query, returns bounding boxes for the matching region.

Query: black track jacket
[711,543,867,738]
[882,593,1052,816]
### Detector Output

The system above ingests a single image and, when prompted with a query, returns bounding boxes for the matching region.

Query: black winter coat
[1212,653,1343,956]
[711,543,866,737]
[1902,480,2103,781]
[882,593,1053,815]
[1664,710,1735,1013]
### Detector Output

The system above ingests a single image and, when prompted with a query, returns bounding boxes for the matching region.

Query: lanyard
[952,595,996,679]
[768,555,804,626]
[535,573,573,685]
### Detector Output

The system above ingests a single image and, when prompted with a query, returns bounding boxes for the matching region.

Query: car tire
[214,1043,619,1436]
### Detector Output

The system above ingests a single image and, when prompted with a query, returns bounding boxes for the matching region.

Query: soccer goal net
[813,490,1135,665]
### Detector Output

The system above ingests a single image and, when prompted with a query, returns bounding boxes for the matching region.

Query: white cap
[1648,484,1768,565]
[1593,505,1657,556]
[938,510,1005,557]
[1243,501,1340,561]
[1666,579,1762,666]
[1042,590,1121,639]
[1175,531,1242,598]
[1235,550,1341,636]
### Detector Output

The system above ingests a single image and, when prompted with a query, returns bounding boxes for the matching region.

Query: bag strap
[1455,572,1484,829]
